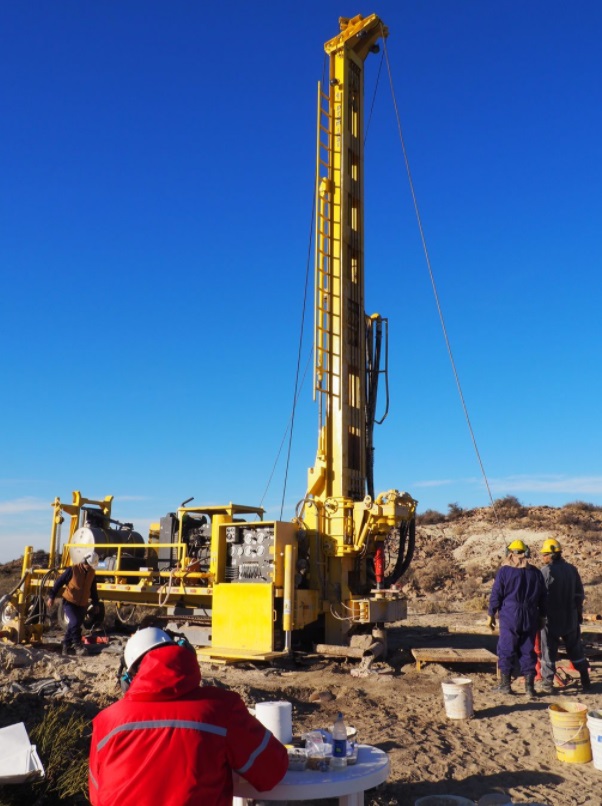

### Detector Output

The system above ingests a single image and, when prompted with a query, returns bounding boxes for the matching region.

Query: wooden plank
[411,647,497,671]
[314,644,367,658]
[196,647,289,663]
[448,624,499,635]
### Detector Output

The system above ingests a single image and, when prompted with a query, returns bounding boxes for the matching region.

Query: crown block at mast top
[310,14,387,505]
[324,14,388,58]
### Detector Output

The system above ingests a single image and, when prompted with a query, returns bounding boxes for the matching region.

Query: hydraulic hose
[383,517,416,588]
[25,569,59,624]
[2,574,28,600]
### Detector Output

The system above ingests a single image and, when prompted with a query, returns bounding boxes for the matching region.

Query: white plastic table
[233,744,390,806]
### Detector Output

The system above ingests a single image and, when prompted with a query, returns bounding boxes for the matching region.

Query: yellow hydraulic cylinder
[17,546,33,643]
[283,544,294,652]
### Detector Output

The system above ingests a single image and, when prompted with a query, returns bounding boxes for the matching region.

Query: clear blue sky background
[1,1,601,562]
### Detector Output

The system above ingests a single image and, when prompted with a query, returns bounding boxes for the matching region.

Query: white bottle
[331,711,348,770]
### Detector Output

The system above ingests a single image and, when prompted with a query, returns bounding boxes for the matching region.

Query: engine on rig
[157,510,211,571]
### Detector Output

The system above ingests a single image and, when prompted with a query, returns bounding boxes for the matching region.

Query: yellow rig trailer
[2,15,417,661]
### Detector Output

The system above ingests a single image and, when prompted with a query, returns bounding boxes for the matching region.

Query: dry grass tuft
[585,585,602,615]
[494,495,527,519]
[30,704,91,801]
[0,700,94,805]
[463,595,488,612]
[420,598,455,615]
[564,500,602,513]
[416,509,446,525]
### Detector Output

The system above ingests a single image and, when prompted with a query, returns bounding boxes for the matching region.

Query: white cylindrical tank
[69,526,145,566]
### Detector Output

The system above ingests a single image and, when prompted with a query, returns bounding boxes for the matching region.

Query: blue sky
[1,1,601,562]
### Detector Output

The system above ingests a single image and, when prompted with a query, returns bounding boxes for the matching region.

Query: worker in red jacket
[89,627,288,806]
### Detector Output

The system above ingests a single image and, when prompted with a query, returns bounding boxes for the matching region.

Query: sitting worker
[46,552,100,656]
[539,538,590,693]
[487,540,547,698]
[89,627,288,806]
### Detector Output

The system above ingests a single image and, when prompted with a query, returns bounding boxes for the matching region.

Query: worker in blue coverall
[487,540,547,698]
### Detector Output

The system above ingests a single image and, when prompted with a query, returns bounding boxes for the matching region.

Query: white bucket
[441,677,474,719]
[587,709,602,771]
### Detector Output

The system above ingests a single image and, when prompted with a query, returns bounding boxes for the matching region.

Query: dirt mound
[406,501,602,614]
[0,551,49,599]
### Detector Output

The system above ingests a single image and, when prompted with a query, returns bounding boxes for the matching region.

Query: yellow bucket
[548,701,592,764]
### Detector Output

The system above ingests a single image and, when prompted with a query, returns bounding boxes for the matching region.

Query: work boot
[73,642,88,656]
[580,669,591,692]
[494,672,512,694]
[524,675,537,700]
[539,679,554,695]
[61,643,72,657]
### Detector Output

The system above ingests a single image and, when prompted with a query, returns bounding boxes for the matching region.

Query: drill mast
[303,15,416,645]
[309,14,384,503]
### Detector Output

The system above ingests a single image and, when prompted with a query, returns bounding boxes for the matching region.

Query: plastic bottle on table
[331,711,347,770]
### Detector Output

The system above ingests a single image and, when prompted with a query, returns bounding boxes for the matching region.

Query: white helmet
[124,627,173,672]
[84,551,99,569]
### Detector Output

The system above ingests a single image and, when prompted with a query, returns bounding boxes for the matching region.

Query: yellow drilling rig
[1,14,417,661]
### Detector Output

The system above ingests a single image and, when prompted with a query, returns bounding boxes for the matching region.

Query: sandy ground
[1,610,601,806]
[2,507,602,805]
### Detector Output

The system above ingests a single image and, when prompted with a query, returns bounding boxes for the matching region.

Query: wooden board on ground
[449,624,498,635]
[411,647,498,671]
[196,646,289,664]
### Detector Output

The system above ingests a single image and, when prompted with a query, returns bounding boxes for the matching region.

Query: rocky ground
[1,500,601,805]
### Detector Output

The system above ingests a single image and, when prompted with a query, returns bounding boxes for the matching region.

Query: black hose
[4,574,28,599]
[383,517,416,587]
[0,575,27,619]
[364,316,382,500]
[362,517,415,592]
[25,568,59,624]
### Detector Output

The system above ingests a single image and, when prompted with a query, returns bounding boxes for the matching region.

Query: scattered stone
[309,690,334,703]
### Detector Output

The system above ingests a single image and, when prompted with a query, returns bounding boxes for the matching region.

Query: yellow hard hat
[541,538,562,554]
[507,539,527,553]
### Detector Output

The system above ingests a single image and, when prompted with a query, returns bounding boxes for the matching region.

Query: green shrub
[447,502,464,521]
